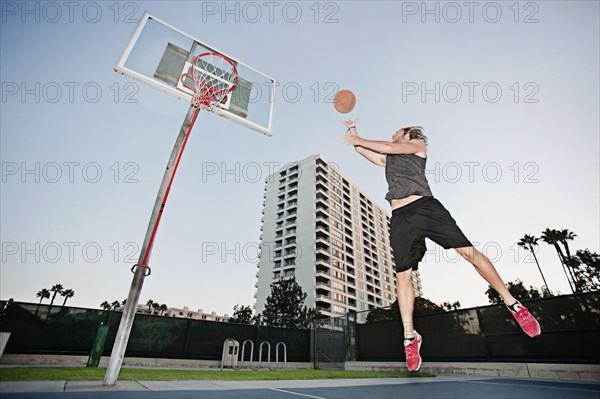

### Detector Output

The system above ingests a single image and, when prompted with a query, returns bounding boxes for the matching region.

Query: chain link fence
[0,302,310,361]
[354,290,600,363]
[1,290,598,365]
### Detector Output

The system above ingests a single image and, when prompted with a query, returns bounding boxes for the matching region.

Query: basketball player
[343,121,541,372]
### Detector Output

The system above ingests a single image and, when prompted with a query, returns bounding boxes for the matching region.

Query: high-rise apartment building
[254,154,422,322]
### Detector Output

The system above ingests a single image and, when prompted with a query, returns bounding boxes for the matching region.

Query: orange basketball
[333,90,356,114]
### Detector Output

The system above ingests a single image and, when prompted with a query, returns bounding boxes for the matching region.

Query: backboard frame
[114,12,276,136]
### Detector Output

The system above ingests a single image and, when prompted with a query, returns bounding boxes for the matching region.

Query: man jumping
[343,121,541,372]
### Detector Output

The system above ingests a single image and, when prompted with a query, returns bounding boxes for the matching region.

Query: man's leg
[396,268,415,338]
[454,246,516,305]
[455,245,541,337]
[396,266,423,371]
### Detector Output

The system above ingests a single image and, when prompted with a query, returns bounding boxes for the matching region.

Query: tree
[35,288,50,315]
[49,283,64,307]
[365,300,399,323]
[100,301,112,311]
[230,304,254,324]
[61,289,75,307]
[146,299,154,312]
[414,297,445,314]
[518,234,551,292]
[441,301,461,311]
[152,302,160,315]
[159,304,168,316]
[556,229,581,289]
[366,297,450,323]
[260,277,318,329]
[111,300,122,310]
[541,228,575,293]
[485,279,551,305]
[568,249,600,292]
[558,229,577,259]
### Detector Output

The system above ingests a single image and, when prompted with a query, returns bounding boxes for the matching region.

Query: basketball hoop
[180,52,239,110]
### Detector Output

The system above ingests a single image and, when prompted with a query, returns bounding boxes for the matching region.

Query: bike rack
[221,338,287,370]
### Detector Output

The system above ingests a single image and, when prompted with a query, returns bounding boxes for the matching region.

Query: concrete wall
[0,354,312,370]
[345,361,600,382]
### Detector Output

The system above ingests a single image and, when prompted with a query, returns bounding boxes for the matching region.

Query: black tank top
[384,154,433,204]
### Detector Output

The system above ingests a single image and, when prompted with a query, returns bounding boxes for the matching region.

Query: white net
[190,52,238,110]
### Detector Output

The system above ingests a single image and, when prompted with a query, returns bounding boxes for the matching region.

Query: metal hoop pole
[103,104,200,386]
[233,339,254,370]
[275,342,287,370]
[258,341,271,370]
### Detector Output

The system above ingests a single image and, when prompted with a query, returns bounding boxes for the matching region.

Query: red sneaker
[507,301,541,337]
[404,331,422,372]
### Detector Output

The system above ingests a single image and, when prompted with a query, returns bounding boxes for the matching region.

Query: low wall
[345,361,600,382]
[0,354,312,370]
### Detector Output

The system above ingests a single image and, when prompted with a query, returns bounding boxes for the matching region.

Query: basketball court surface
[2,376,599,399]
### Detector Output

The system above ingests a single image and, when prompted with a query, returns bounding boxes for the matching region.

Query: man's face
[392,129,408,142]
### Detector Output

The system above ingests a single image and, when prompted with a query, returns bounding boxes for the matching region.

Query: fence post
[310,320,316,368]
[87,323,110,367]
[182,318,193,359]
[345,312,357,361]
[475,307,492,361]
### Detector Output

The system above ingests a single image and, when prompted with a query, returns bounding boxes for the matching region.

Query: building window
[284,269,295,278]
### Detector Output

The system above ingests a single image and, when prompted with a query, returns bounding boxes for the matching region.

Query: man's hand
[342,119,357,129]
[342,119,361,146]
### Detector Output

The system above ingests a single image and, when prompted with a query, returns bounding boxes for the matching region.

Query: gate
[314,316,348,370]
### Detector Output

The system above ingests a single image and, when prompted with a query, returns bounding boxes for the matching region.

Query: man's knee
[457,246,477,262]
[396,268,413,282]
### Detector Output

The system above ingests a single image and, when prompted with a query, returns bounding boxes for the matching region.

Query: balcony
[315,236,329,247]
[316,304,331,313]
[284,230,296,238]
[316,225,329,235]
[315,182,328,193]
[316,262,330,274]
[315,269,330,279]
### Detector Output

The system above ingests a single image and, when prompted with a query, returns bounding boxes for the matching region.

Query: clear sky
[1,1,598,315]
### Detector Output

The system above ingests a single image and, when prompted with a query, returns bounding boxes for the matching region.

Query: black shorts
[390,196,472,273]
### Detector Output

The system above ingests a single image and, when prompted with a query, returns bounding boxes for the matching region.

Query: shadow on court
[1,378,599,399]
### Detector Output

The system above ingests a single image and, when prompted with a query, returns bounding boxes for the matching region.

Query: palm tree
[100,301,112,311]
[159,304,168,316]
[556,229,580,289]
[152,302,160,315]
[146,299,154,313]
[35,288,50,315]
[541,228,574,293]
[517,234,551,292]
[111,300,121,310]
[48,284,64,307]
[61,289,75,307]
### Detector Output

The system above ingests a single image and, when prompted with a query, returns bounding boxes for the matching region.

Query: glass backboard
[114,12,276,136]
